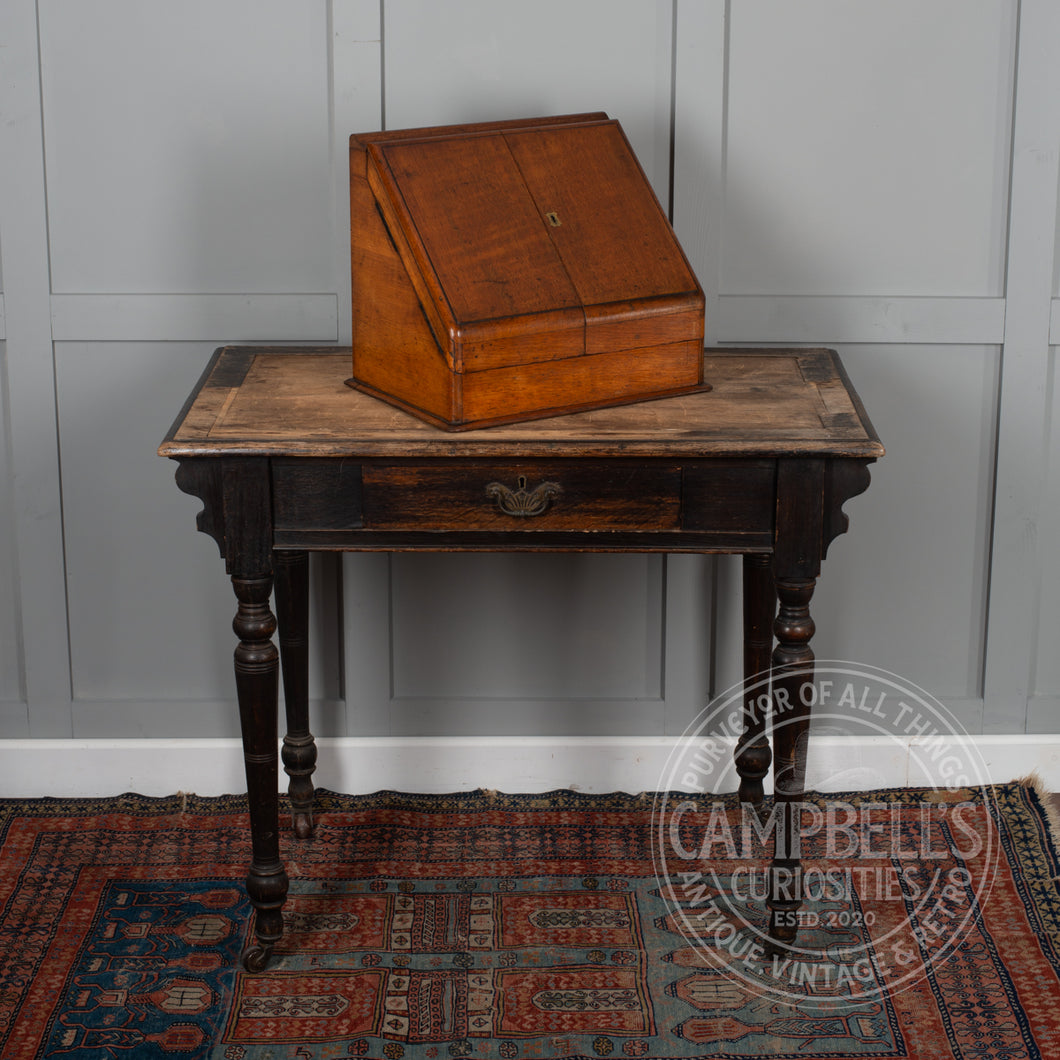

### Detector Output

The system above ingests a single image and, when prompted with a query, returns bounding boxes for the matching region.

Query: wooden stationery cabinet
[349,114,706,429]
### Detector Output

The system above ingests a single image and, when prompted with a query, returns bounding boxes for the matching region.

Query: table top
[159,346,883,460]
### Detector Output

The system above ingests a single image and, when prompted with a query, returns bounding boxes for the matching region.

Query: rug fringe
[1016,772,1060,869]
[1017,770,1048,796]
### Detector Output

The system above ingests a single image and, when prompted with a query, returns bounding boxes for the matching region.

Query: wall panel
[383,0,675,205]
[387,553,663,735]
[712,345,998,732]
[1046,145,1060,709]
[0,340,24,709]
[0,0,71,736]
[1055,172,1060,299]
[722,1,1014,296]
[343,551,711,739]
[981,0,1060,732]
[0,0,1055,776]
[1032,347,1060,707]
[54,341,342,737]
[674,0,1021,736]
[56,343,234,721]
[38,0,333,295]
[808,345,997,723]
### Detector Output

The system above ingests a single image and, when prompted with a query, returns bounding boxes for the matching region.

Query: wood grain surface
[160,346,884,460]
[349,114,705,428]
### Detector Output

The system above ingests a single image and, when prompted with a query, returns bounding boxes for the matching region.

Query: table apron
[270,456,779,544]
[270,529,776,552]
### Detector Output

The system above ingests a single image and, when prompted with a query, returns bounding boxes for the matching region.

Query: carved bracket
[173,458,226,559]
[823,458,874,558]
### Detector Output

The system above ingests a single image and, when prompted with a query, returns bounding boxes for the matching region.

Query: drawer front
[362,463,682,532]
[681,462,776,536]
[273,458,363,531]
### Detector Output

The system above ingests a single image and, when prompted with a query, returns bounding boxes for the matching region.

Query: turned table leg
[274,549,317,839]
[735,554,775,810]
[766,575,815,951]
[232,572,289,972]
[763,457,825,953]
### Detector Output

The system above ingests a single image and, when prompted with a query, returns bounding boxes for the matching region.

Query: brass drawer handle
[485,475,562,517]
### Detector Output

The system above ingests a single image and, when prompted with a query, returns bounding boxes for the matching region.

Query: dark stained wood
[766,458,826,952]
[180,453,286,969]
[766,574,816,954]
[173,457,225,558]
[160,345,882,969]
[274,549,317,840]
[823,458,873,558]
[681,462,776,537]
[271,528,777,554]
[221,457,272,576]
[349,114,705,429]
[361,461,682,532]
[273,458,363,532]
[231,571,286,973]
[773,458,826,580]
[735,554,775,809]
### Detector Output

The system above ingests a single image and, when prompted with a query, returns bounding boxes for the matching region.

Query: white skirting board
[1,735,1059,799]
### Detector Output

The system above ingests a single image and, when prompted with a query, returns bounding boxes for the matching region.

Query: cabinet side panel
[351,157,458,423]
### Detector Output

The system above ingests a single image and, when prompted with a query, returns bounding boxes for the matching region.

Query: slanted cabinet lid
[364,116,701,373]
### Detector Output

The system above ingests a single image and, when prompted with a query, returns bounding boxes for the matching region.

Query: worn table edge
[157,345,885,461]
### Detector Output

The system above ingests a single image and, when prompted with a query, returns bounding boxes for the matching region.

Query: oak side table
[159,345,882,971]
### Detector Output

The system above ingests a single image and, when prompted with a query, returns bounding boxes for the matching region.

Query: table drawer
[273,458,363,531]
[362,462,682,531]
[681,462,776,535]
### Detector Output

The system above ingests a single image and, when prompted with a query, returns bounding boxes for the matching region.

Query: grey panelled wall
[0,1,1057,756]
[0,340,21,710]
[1038,355,1060,724]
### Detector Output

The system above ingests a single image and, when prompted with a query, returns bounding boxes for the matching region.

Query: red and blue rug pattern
[0,783,1058,1058]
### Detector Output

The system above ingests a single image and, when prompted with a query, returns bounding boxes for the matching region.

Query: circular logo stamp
[651,661,999,1007]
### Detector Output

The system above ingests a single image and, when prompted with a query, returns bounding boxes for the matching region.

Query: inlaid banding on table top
[159,347,883,459]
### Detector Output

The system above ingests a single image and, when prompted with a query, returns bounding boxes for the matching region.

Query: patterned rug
[1,782,1058,1058]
